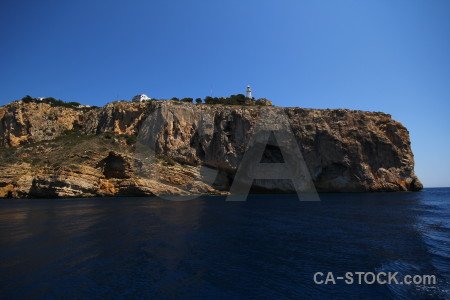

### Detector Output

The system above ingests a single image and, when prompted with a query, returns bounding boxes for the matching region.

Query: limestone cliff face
[81,101,149,135]
[138,102,422,192]
[0,101,84,146]
[0,100,422,198]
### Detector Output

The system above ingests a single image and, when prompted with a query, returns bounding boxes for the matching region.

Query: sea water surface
[0,188,449,299]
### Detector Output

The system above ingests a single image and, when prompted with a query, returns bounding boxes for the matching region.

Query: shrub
[20,96,82,109]
[203,94,249,105]
[204,96,219,104]
[22,95,34,103]
[181,98,193,103]
[67,101,81,107]
[125,135,137,145]
[104,132,114,139]
[156,153,176,166]
[195,98,202,104]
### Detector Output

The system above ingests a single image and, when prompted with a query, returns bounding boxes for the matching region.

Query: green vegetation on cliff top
[17,94,270,108]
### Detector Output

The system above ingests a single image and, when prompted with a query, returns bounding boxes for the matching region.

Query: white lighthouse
[246,85,252,99]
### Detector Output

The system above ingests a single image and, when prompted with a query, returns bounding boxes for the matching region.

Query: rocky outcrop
[0,99,422,198]
[137,102,422,192]
[255,98,273,106]
[0,101,84,146]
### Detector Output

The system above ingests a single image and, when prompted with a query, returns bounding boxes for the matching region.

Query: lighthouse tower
[246,85,252,99]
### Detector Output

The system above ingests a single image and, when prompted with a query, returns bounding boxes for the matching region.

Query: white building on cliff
[132,94,151,102]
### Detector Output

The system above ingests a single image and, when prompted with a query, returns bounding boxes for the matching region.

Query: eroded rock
[0,100,423,197]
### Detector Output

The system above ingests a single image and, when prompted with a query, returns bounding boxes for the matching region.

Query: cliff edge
[0,100,422,198]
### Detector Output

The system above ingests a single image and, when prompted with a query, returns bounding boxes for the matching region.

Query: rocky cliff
[0,100,422,198]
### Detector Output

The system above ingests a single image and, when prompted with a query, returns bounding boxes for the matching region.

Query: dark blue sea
[1,188,449,299]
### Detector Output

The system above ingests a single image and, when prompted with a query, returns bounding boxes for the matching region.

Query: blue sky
[0,0,449,187]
